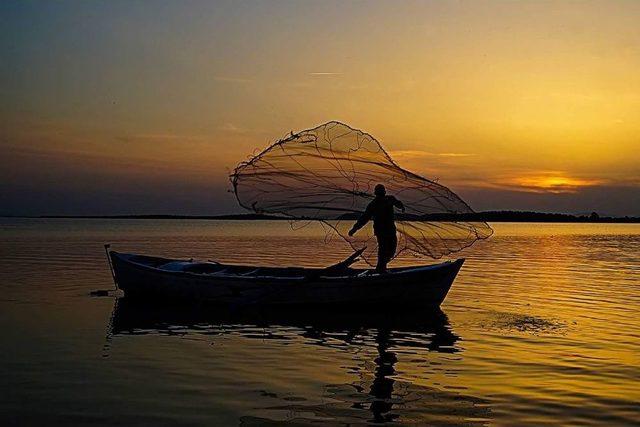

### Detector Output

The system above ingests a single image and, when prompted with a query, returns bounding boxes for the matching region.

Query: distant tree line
[413,210,638,223]
[22,211,640,223]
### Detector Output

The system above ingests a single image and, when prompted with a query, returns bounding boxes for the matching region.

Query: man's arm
[392,196,405,212]
[348,203,373,236]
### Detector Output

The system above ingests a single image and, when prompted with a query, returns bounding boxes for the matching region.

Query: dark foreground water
[0,219,638,425]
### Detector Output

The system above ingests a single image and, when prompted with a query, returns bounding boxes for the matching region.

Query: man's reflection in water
[369,329,398,422]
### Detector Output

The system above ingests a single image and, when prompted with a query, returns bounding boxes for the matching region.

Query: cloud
[309,72,343,76]
[495,172,606,194]
[218,123,243,133]
[444,172,607,194]
[213,76,254,84]
[217,123,269,136]
[117,133,207,144]
[457,184,640,217]
[389,149,476,158]
[379,150,634,198]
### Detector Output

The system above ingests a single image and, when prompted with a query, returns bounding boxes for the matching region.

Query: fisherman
[348,184,405,273]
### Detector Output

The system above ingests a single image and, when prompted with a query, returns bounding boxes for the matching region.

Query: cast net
[230,121,492,264]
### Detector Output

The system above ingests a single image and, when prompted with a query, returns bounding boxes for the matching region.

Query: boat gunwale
[110,251,464,283]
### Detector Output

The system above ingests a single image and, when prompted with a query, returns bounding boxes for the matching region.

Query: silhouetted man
[348,184,405,273]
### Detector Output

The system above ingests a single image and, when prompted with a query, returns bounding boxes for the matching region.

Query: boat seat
[239,268,261,276]
[183,263,225,274]
[159,261,194,272]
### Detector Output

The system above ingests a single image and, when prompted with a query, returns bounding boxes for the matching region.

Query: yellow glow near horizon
[509,175,604,194]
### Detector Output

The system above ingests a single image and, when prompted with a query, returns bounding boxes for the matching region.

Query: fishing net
[230,121,492,264]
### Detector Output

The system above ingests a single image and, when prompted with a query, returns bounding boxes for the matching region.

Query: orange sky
[1,1,639,215]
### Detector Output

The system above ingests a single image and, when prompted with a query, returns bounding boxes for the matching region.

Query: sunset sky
[1,0,639,216]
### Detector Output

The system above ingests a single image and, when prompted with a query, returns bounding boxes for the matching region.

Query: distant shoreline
[1,211,638,223]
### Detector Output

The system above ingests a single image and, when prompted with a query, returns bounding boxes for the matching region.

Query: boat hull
[109,252,464,308]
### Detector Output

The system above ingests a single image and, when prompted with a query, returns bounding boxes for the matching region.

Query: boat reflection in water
[109,299,490,424]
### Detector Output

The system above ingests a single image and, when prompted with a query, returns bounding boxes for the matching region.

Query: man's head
[374,184,386,197]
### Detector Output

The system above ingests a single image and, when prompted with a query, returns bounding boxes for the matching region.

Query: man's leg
[376,236,387,272]
[389,234,398,262]
[376,235,396,273]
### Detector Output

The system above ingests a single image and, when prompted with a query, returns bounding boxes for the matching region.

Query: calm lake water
[1,219,638,425]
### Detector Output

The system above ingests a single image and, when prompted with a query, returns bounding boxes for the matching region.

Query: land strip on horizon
[0,211,637,223]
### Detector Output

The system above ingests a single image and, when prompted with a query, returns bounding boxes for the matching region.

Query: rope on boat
[104,243,118,290]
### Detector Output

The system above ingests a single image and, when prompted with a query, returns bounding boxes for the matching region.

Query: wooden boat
[108,250,464,308]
